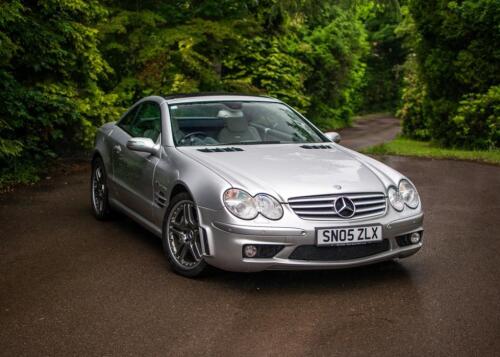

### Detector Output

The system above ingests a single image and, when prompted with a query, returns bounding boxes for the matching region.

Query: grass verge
[362,137,500,165]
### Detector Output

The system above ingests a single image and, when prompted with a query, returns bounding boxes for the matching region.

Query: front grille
[289,240,390,261]
[288,192,387,220]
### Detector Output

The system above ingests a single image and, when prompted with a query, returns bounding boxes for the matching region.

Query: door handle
[113,145,122,155]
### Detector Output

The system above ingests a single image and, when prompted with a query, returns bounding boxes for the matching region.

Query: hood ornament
[333,185,342,190]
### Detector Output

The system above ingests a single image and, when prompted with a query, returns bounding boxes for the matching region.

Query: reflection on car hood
[178,144,394,201]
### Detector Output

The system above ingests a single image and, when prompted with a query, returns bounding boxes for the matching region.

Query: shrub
[405,0,500,147]
[398,55,430,140]
[450,86,500,149]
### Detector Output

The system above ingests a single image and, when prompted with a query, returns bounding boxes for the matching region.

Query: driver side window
[119,102,161,141]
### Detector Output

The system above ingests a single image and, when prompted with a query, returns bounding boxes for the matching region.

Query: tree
[405,0,500,148]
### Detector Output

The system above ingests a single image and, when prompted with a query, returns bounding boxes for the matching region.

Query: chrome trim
[288,192,387,221]
[213,222,305,236]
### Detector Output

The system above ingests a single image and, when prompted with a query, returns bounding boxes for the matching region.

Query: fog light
[243,245,258,258]
[410,232,421,244]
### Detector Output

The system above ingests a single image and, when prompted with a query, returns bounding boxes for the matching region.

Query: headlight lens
[255,194,283,220]
[399,179,419,208]
[223,189,283,220]
[223,189,258,220]
[388,186,404,211]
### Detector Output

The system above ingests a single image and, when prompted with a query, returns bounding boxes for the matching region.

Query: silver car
[91,94,423,277]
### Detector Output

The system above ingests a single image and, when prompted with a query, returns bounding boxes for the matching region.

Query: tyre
[90,157,113,220]
[162,192,209,277]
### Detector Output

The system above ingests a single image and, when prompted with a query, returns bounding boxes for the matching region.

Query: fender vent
[300,144,333,149]
[200,228,211,256]
[154,182,168,208]
[197,147,244,153]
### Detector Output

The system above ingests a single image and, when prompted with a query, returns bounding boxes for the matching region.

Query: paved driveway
[1,117,499,356]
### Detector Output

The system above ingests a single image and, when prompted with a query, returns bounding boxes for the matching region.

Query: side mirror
[324,131,341,143]
[126,137,159,155]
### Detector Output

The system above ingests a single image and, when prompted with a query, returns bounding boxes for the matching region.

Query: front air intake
[300,144,333,149]
[197,147,244,153]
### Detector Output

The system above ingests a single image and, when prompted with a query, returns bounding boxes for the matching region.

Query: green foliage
[0,0,120,187]
[223,34,312,111]
[451,86,500,149]
[401,0,500,149]
[99,0,370,128]
[398,55,430,140]
[360,1,407,112]
[1,0,377,188]
[303,5,369,128]
[5,0,499,188]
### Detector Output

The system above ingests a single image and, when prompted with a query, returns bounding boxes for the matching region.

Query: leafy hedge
[1,0,376,186]
[399,0,500,149]
[451,86,500,149]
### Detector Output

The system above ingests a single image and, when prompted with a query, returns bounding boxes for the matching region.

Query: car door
[111,101,162,221]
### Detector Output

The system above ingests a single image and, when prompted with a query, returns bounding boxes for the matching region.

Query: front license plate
[316,225,382,246]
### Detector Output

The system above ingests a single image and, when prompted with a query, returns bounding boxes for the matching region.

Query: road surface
[1,116,499,356]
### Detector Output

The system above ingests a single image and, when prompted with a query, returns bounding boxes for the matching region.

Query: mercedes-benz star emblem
[334,196,356,218]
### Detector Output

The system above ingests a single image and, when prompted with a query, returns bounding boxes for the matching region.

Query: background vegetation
[0,0,498,187]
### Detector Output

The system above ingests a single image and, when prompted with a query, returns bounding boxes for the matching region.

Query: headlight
[255,194,283,220]
[223,189,258,220]
[388,186,404,211]
[223,189,283,220]
[399,179,419,208]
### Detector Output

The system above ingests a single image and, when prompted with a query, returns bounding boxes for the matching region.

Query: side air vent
[300,144,333,149]
[154,182,168,208]
[197,147,244,153]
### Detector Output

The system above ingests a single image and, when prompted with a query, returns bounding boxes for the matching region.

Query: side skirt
[109,198,162,238]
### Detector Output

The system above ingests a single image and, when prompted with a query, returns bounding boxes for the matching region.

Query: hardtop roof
[163,92,281,104]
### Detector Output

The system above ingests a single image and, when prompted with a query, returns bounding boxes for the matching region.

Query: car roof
[163,92,282,105]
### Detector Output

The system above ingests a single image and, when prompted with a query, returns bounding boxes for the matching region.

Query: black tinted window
[119,105,139,129]
[119,102,161,141]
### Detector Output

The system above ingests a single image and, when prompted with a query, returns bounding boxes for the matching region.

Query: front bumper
[197,205,424,272]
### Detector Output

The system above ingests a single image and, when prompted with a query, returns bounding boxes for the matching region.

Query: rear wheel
[162,192,208,277]
[91,157,113,220]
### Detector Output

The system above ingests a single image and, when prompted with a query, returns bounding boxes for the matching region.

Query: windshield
[169,101,327,147]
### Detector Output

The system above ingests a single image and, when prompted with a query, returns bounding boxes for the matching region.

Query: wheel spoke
[183,204,195,227]
[170,227,184,237]
[95,167,102,181]
[190,240,202,261]
[178,243,188,260]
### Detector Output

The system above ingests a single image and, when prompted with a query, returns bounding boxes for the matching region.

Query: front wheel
[162,192,209,277]
[91,157,113,220]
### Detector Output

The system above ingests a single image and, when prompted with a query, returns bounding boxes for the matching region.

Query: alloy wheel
[167,200,203,268]
[92,164,106,215]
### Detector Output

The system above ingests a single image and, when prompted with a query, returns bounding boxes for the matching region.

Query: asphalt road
[1,117,500,356]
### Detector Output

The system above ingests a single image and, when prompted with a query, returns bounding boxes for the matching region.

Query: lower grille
[288,192,387,220]
[289,240,390,261]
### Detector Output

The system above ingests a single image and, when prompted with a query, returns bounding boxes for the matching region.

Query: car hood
[177,144,396,202]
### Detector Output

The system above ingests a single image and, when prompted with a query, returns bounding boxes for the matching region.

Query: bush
[0,1,121,188]
[405,0,500,147]
[398,55,430,140]
[450,86,500,149]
